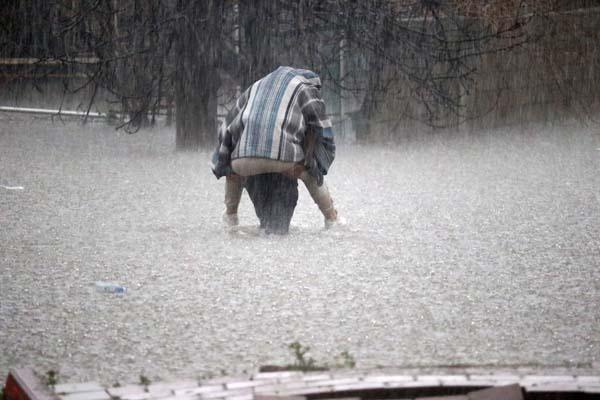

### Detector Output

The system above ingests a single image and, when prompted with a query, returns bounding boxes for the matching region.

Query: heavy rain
[1,0,599,387]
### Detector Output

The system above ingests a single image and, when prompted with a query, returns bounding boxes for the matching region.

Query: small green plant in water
[336,351,356,368]
[260,342,357,372]
[139,374,151,392]
[46,370,58,388]
[288,341,327,371]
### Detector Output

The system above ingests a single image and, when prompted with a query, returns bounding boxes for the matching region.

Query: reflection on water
[1,115,598,383]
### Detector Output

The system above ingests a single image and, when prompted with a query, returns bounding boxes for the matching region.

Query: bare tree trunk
[239,0,277,87]
[174,0,222,150]
[175,62,218,150]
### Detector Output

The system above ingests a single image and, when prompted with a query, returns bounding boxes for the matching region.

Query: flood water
[1,114,599,384]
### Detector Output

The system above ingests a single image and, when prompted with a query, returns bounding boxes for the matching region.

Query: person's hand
[226,172,243,181]
[283,164,305,179]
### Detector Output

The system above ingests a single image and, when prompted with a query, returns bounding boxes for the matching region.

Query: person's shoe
[222,212,239,227]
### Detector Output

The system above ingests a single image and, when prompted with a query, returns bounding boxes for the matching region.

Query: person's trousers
[224,158,335,218]
[244,173,298,234]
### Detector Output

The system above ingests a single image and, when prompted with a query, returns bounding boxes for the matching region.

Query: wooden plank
[54,383,104,395]
[468,384,523,400]
[4,368,57,400]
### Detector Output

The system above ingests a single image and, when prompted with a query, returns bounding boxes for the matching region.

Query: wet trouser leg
[224,174,244,215]
[299,171,337,221]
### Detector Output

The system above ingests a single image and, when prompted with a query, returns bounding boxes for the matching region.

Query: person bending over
[211,66,338,232]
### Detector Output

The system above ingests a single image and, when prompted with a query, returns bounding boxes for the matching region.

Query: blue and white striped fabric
[212,66,335,179]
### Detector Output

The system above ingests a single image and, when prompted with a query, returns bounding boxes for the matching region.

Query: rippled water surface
[1,115,599,383]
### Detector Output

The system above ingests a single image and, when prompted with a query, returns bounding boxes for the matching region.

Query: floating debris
[0,184,24,190]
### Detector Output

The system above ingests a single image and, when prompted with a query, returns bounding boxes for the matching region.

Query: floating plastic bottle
[95,281,127,294]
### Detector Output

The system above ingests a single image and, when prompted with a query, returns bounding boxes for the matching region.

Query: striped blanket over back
[212,66,335,181]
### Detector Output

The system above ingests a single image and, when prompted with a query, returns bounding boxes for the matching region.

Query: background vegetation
[1,0,599,147]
